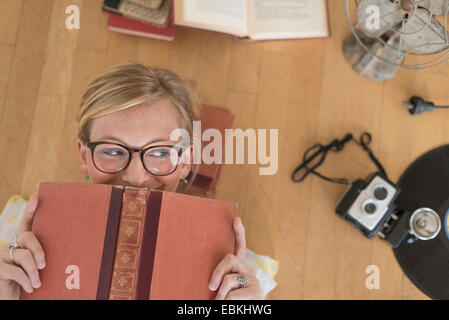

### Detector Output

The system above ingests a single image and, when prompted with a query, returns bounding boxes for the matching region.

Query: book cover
[107,12,175,41]
[21,182,237,300]
[103,0,171,28]
[190,105,235,193]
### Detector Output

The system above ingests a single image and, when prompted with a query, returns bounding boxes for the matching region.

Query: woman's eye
[102,150,125,156]
[147,150,170,157]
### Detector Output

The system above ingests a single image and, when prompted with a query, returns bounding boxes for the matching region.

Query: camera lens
[363,200,377,214]
[373,185,388,201]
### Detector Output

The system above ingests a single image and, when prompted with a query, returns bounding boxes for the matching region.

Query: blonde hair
[77,63,200,144]
[77,63,201,187]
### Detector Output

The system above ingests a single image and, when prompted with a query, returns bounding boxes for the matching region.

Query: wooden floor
[1,0,448,299]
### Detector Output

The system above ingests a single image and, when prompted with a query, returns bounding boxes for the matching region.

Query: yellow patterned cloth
[0,195,28,249]
[0,195,279,298]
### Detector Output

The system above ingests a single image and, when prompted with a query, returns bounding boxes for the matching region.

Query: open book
[173,0,329,40]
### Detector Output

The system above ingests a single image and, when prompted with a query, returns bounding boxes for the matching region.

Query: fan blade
[402,8,449,53]
[357,0,404,38]
[416,0,449,16]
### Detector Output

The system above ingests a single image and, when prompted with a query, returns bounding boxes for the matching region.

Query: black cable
[403,96,449,115]
[291,132,388,185]
[433,105,449,109]
[353,132,388,178]
[291,133,353,185]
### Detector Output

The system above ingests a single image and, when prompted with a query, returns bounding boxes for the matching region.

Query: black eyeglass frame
[86,141,185,176]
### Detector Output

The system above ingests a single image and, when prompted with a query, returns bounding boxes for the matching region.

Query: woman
[0,63,261,300]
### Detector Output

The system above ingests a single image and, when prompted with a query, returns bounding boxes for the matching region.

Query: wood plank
[0,0,23,45]
[105,32,140,68]
[0,0,54,207]
[227,39,262,94]
[136,38,170,69]
[243,50,294,299]
[214,90,257,216]
[194,32,232,107]
[301,0,381,299]
[0,44,14,124]
[54,48,109,182]
[270,38,325,299]
[166,28,202,82]
[77,0,110,52]
[21,0,83,197]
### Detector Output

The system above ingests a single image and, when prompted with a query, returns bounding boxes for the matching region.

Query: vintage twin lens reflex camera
[336,172,400,239]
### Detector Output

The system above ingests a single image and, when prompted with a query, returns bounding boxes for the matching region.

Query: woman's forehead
[89,99,181,145]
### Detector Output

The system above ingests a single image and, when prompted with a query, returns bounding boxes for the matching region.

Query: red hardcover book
[107,12,175,41]
[21,182,237,300]
[190,105,235,193]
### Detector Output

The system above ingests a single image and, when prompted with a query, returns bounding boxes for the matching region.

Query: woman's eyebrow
[96,136,172,147]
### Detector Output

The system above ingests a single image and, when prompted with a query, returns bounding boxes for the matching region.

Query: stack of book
[103,0,330,42]
[103,0,176,41]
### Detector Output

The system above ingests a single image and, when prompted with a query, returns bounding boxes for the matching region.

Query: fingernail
[25,286,33,293]
[38,261,46,269]
[33,279,41,288]
[208,281,217,291]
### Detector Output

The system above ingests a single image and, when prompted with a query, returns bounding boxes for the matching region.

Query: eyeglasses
[86,141,185,176]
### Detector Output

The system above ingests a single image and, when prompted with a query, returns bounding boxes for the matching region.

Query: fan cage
[344,0,449,69]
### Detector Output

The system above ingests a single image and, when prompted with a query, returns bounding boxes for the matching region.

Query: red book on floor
[107,13,175,41]
[190,105,235,193]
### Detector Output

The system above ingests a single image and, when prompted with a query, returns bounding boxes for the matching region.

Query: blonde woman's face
[77,98,191,192]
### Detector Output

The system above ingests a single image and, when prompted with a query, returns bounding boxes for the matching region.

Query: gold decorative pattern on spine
[109,187,150,299]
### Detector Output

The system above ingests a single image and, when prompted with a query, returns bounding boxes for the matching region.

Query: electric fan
[343,0,449,81]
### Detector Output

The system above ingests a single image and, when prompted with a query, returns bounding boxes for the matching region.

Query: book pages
[175,0,248,37]
[129,0,164,9]
[248,0,329,40]
[119,0,171,28]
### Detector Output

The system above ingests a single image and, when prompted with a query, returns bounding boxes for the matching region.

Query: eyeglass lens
[93,143,179,175]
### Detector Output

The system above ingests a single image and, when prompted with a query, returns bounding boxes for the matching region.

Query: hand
[0,196,46,300]
[208,217,261,300]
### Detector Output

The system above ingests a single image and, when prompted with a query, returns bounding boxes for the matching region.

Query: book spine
[136,191,163,299]
[108,188,151,299]
[102,0,122,14]
[96,186,124,300]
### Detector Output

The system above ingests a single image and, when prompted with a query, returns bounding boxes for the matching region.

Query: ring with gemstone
[236,273,248,288]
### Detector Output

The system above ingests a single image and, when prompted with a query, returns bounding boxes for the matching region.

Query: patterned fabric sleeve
[0,195,28,249]
[0,195,279,299]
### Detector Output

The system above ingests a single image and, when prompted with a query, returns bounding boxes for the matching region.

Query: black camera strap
[291,132,388,185]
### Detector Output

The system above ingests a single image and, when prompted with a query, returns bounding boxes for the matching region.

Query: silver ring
[8,236,19,249]
[236,273,248,288]
[13,236,19,249]
[8,245,16,264]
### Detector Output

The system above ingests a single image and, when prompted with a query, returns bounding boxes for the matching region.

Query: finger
[225,286,259,300]
[0,263,33,294]
[215,273,240,300]
[18,196,38,234]
[16,232,46,270]
[9,249,41,289]
[233,217,246,260]
[209,254,248,291]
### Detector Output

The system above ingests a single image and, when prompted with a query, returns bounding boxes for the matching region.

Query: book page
[174,0,248,37]
[248,0,329,40]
